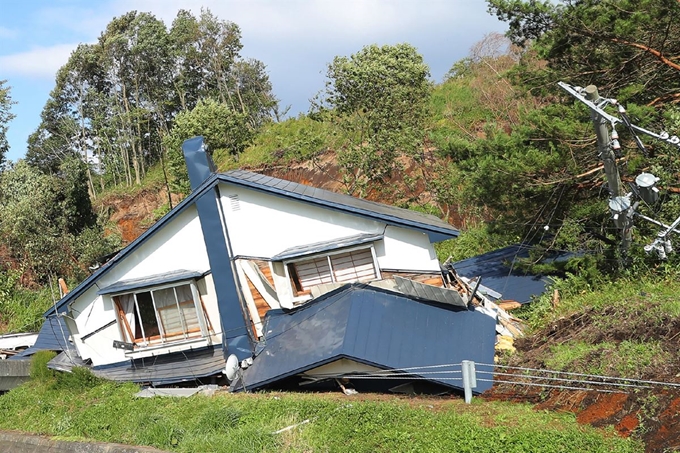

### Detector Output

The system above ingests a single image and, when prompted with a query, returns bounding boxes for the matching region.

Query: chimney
[180,136,253,360]
[182,136,217,191]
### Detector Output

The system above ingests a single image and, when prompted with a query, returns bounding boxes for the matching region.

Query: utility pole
[558,82,680,259]
[584,86,623,197]
[582,85,632,254]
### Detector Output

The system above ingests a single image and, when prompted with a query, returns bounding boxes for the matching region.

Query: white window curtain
[175,284,200,331]
[154,287,182,336]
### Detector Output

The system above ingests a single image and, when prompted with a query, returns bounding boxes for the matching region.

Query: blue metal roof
[452,244,571,304]
[12,316,74,358]
[97,269,206,295]
[241,284,496,392]
[91,344,225,385]
[270,233,384,261]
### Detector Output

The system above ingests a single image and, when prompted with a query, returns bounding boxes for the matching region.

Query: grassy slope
[509,276,680,379]
[0,364,641,453]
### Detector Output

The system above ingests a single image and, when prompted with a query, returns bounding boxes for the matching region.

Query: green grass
[215,116,347,171]
[0,362,642,453]
[507,275,680,381]
[545,340,667,378]
[0,282,54,334]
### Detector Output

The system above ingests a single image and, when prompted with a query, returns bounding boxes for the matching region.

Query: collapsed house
[36,136,513,394]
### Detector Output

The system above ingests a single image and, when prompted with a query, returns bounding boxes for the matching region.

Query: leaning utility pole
[558,81,680,259]
[561,83,632,253]
[583,85,623,198]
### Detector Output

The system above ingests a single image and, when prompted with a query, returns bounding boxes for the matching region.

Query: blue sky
[0,0,506,162]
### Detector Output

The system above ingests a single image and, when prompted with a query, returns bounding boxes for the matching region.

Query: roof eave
[216,173,459,240]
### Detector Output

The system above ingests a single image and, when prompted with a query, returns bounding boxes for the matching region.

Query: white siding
[217,183,442,307]
[218,183,384,258]
[66,205,219,367]
[377,226,440,272]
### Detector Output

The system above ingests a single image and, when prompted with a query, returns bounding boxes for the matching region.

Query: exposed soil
[97,187,182,245]
[484,303,680,452]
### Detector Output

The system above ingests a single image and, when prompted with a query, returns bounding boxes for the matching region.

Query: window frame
[283,245,381,300]
[111,279,211,348]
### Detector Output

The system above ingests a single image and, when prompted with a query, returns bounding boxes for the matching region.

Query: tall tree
[315,43,431,195]
[487,0,680,105]
[169,9,277,126]
[0,80,16,169]
[28,8,278,191]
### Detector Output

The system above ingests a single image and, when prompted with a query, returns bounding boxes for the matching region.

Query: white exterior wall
[218,184,384,258]
[217,183,442,307]
[376,226,440,271]
[66,205,219,367]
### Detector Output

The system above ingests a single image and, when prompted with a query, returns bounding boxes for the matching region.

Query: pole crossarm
[558,82,680,148]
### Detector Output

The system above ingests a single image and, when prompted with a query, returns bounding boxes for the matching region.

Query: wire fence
[311,361,680,396]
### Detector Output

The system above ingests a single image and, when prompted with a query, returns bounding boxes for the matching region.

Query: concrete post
[584,85,631,254]
[584,85,624,197]
[462,360,477,404]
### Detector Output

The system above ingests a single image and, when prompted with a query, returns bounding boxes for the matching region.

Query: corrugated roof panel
[242,284,496,392]
[91,345,225,385]
[12,316,73,358]
[453,244,572,304]
[393,276,467,308]
[270,233,383,261]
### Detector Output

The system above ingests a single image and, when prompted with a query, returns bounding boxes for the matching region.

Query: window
[287,248,379,296]
[113,282,211,347]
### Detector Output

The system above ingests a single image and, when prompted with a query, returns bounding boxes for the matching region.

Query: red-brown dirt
[484,302,680,452]
[98,187,182,245]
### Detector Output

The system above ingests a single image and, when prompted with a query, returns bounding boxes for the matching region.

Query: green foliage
[29,350,57,382]
[58,157,97,235]
[237,114,345,168]
[0,80,16,168]
[0,160,115,284]
[0,382,642,453]
[0,267,54,334]
[488,0,680,105]
[435,222,512,262]
[165,99,254,195]
[545,340,667,377]
[315,43,431,196]
[0,284,54,334]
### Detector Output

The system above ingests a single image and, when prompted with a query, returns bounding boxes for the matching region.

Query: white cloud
[0,43,78,79]
[115,0,499,43]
